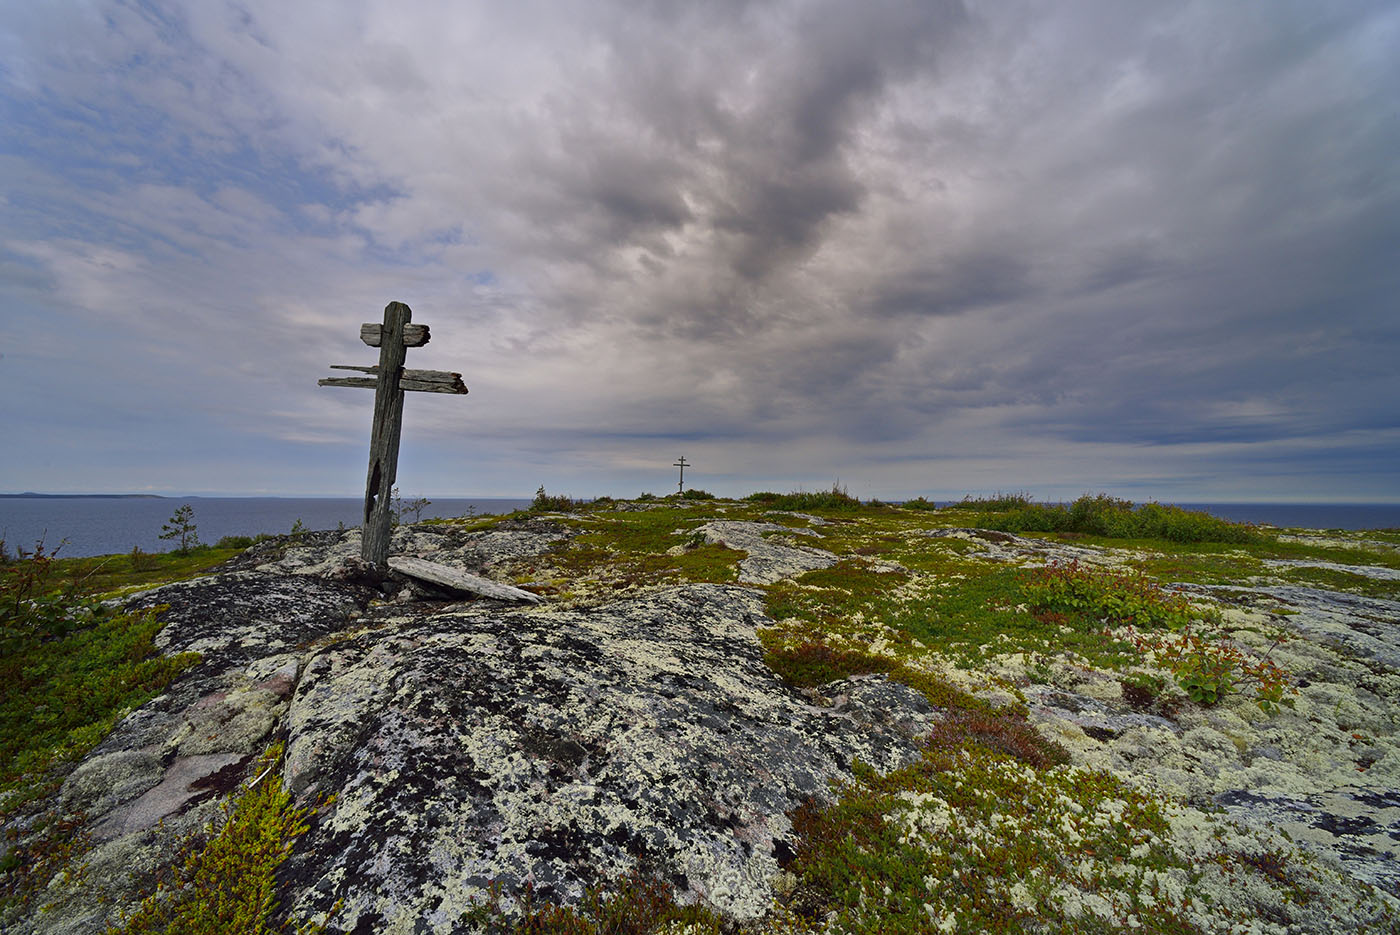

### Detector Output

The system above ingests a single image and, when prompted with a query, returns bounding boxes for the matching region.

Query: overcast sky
[2,0,1397,502]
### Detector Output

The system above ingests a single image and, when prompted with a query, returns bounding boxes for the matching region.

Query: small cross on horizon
[674,456,689,495]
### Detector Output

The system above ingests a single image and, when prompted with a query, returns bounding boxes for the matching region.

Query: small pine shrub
[129,546,160,572]
[158,505,201,554]
[531,486,576,512]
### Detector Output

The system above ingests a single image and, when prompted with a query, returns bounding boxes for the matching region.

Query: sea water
[0,497,532,558]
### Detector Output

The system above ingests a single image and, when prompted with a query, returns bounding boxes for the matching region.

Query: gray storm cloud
[1,0,1397,497]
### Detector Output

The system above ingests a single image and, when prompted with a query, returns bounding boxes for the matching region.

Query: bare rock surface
[1186,583,1400,671]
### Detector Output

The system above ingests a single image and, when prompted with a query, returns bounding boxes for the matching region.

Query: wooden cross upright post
[319,301,468,568]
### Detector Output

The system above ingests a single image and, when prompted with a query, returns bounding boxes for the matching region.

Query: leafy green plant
[1119,671,1170,709]
[1,541,97,642]
[159,505,201,554]
[1021,560,1207,631]
[1129,627,1295,712]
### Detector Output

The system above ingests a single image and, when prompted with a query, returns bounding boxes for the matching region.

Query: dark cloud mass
[1,0,1398,500]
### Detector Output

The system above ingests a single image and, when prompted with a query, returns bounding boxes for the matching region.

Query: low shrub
[1,547,203,910]
[953,492,1035,512]
[744,484,863,512]
[783,744,1190,933]
[763,639,898,687]
[900,497,939,511]
[986,495,1259,544]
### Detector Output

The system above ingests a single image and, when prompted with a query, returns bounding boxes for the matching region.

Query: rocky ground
[5,502,1400,933]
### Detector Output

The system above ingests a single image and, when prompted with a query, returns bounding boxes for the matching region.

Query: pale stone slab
[388,556,543,603]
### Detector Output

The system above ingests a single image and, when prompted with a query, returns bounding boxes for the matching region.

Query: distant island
[0,492,166,499]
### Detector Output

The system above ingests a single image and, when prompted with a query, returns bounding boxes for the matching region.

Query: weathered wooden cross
[319,301,467,567]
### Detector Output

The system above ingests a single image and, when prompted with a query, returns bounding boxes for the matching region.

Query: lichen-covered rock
[11,575,376,935]
[692,521,838,584]
[252,520,576,579]
[277,584,938,931]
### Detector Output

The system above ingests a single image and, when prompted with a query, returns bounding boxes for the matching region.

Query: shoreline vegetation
[4,488,1400,932]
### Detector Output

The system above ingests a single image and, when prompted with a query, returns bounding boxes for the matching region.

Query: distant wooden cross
[674,456,689,494]
[319,301,468,567]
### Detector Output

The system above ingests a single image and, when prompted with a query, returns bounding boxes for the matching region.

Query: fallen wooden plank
[388,557,542,603]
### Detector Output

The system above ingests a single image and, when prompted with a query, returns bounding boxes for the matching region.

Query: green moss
[44,546,248,598]
[108,744,326,935]
[528,507,741,594]
[0,605,201,804]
